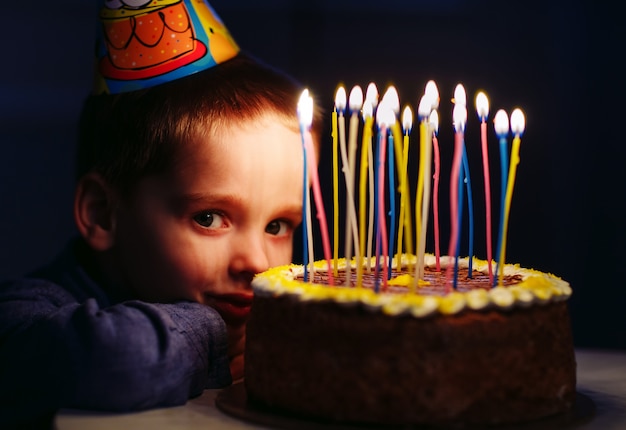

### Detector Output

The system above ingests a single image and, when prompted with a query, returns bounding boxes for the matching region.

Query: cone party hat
[94,0,240,94]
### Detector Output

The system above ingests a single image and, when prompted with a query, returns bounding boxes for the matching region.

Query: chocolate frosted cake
[244,254,576,427]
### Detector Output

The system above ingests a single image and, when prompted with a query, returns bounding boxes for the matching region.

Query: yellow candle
[413,94,434,288]
[358,102,374,285]
[498,108,525,285]
[397,106,413,268]
[412,119,427,288]
[417,120,433,281]
[365,83,379,274]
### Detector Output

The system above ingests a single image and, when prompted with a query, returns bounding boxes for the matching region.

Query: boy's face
[110,114,303,323]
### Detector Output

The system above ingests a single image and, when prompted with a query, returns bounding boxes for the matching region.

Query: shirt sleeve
[0,278,231,425]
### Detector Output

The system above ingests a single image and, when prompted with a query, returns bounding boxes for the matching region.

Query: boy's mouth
[206,293,253,325]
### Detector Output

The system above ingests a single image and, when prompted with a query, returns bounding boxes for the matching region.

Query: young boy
[0,2,321,427]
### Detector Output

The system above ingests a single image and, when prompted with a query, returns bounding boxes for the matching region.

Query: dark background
[1,1,624,350]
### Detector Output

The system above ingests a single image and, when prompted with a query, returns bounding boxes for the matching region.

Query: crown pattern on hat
[94,0,240,94]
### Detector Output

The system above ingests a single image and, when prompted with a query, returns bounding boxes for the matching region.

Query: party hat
[94,0,240,94]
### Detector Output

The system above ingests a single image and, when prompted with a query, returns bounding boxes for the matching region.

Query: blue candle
[301,129,310,282]
[454,161,465,290]
[493,110,510,286]
[462,144,475,276]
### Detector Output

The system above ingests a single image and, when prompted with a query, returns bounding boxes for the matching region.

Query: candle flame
[417,94,431,119]
[365,82,379,108]
[335,86,347,112]
[362,100,373,119]
[453,103,467,133]
[510,108,526,136]
[494,109,510,137]
[475,91,489,120]
[402,105,413,133]
[382,86,400,114]
[453,83,467,107]
[297,89,313,129]
[429,109,439,134]
[349,85,364,113]
[376,100,395,128]
[425,80,440,109]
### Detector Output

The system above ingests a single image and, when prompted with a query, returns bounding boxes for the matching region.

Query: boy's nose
[229,233,270,280]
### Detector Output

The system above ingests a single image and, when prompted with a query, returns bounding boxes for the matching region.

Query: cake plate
[216,382,595,430]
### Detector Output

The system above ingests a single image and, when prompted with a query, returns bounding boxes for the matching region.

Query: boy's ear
[73,172,118,251]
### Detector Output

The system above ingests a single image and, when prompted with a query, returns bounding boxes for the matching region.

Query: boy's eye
[193,212,225,229]
[265,220,289,236]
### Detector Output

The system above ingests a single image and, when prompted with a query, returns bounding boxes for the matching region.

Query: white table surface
[55,349,626,430]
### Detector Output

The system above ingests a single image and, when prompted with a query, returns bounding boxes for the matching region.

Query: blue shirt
[0,239,231,428]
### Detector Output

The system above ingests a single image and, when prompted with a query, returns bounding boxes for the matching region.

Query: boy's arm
[0,278,231,423]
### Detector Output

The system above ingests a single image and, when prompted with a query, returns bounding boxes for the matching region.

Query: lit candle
[298,90,334,285]
[430,109,441,271]
[425,80,441,272]
[388,125,396,280]
[414,94,433,284]
[397,106,413,269]
[445,102,467,292]
[374,101,393,291]
[299,90,334,285]
[365,82,379,107]
[476,91,494,284]
[425,80,440,110]
[383,87,404,183]
[452,84,474,281]
[340,85,363,285]
[357,100,374,285]
[333,86,347,276]
[493,109,510,286]
[365,83,379,272]
[298,90,314,280]
[497,108,525,285]
[382,87,401,277]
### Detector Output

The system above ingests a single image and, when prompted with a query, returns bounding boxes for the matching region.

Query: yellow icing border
[252,254,572,318]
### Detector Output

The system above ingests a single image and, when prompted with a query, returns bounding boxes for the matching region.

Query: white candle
[333,86,347,274]
[365,83,378,271]
[341,85,363,285]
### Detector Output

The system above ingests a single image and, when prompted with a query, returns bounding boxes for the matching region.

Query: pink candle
[305,134,334,286]
[445,103,467,293]
[430,109,441,271]
[475,91,493,284]
[375,102,394,292]
[298,90,334,285]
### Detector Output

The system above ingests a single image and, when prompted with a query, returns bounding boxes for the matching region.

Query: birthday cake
[244,254,576,427]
